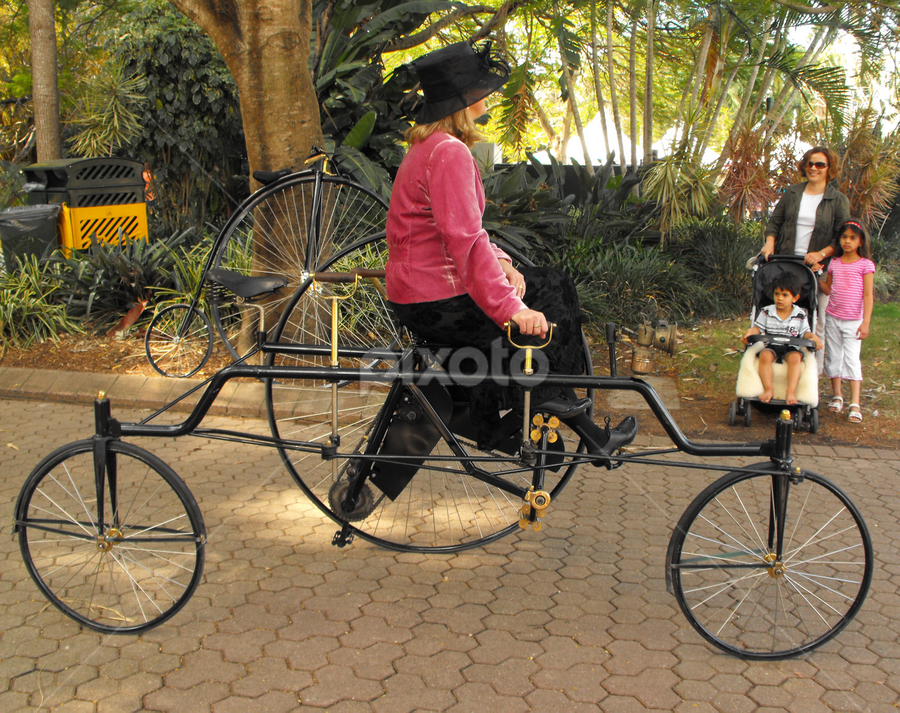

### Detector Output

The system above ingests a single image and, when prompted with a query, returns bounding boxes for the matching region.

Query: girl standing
[819,219,875,423]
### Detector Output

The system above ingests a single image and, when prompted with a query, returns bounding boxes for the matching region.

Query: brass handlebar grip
[504,321,556,349]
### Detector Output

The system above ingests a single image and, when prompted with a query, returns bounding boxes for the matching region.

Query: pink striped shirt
[826,257,875,320]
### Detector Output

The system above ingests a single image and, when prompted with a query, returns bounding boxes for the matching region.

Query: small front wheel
[145,304,213,377]
[15,439,206,633]
[667,463,873,659]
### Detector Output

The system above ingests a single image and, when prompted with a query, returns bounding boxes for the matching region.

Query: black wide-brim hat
[411,41,511,124]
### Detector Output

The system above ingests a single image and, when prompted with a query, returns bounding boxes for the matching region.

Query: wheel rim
[17,440,206,633]
[145,304,213,378]
[266,240,590,552]
[669,465,873,659]
[211,175,388,362]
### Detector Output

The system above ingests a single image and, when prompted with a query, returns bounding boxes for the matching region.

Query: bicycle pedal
[331,528,355,548]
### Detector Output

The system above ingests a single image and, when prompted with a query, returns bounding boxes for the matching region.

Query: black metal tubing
[117,349,767,459]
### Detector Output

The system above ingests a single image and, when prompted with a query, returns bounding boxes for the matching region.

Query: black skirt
[390,266,585,444]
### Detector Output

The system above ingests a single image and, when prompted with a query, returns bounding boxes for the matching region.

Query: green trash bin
[0,204,61,270]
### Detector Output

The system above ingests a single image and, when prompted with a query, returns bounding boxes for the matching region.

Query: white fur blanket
[735,340,819,407]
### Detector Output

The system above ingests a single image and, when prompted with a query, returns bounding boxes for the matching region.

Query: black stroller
[729,255,820,433]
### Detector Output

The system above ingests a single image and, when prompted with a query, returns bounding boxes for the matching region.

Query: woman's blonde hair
[405,106,482,147]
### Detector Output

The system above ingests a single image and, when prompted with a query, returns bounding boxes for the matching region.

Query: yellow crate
[58,202,148,256]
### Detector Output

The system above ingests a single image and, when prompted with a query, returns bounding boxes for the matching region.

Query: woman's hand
[804,250,825,267]
[511,309,549,339]
[499,259,526,298]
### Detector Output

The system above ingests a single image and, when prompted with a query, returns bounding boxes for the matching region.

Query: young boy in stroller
[731,258,823,431]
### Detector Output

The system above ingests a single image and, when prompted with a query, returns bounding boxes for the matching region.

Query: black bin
[23,158,145,207]
[0,204,61,269]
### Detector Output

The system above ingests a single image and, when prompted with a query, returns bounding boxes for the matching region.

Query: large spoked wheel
[145,304,214,377]
[667,463,873,659]
[210,174,388,361]
[15,439,206,634]
[266,240,592,553]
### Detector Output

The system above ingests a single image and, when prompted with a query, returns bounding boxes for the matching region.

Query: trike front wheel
[15,439,206,634]
[666,463,873,659]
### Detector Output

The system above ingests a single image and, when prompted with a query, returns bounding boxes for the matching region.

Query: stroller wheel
[728,401,737,427]
[809,408,819,434]
[744,403,752,427]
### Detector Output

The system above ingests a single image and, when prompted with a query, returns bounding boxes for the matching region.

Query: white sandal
[848,404,863,423]
[828,396,843,413]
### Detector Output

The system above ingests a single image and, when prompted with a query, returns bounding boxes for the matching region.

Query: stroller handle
[746,334,817,351]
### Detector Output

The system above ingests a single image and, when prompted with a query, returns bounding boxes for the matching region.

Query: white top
[794,192,823,256]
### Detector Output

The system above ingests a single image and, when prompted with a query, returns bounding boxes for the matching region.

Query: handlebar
[311,268,386,284]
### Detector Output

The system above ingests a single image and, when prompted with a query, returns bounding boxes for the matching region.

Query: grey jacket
[765,182,850,255]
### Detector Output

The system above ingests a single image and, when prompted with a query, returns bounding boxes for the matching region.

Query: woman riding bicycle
[385,41,636,462]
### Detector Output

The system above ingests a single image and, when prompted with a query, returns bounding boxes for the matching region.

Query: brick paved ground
[1,393,899,711]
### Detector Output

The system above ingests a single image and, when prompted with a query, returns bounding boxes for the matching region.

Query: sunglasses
[808,161,828,169]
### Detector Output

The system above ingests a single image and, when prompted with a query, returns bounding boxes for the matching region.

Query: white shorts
[824,316,863,381]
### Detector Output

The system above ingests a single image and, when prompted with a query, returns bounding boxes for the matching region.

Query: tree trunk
[628,15,637,169]
[643,0,655,166]
[590,5,610,156]
[168,0,323,354]
[168,0,323,186]
[27,0,63,161]
[698,45,747,161]
[558,33,592,172]
[606,3,626,168]
[717,24,770,171]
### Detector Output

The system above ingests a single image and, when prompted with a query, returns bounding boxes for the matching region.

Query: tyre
[145,304,213,378]
[728,401,736,427]
[210,174,388,362]
[266,240,591,553]
[810,407,819,434]
[744,401,752,427]
[667,463,873,659]
[15,440,206,633]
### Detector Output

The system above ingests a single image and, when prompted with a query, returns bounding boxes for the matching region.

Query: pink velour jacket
[385,131,526,327]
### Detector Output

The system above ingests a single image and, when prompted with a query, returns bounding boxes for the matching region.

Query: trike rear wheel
[15,439,206,633]
[667,463,873,659]
[265,240,592,552]
[145,304,213,378]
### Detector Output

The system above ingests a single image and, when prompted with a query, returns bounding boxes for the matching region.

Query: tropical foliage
[0,255,81,351]
[114,2,246,233]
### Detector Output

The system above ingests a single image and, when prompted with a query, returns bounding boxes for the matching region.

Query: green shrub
[574,241,703,326]
[50,230,193,330]
[149,237,213,311]
[0,256,82,352]
[666,217,761,316]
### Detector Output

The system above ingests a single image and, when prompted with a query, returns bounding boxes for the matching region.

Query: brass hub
[764,552,785,578]
[96,527,123,553]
